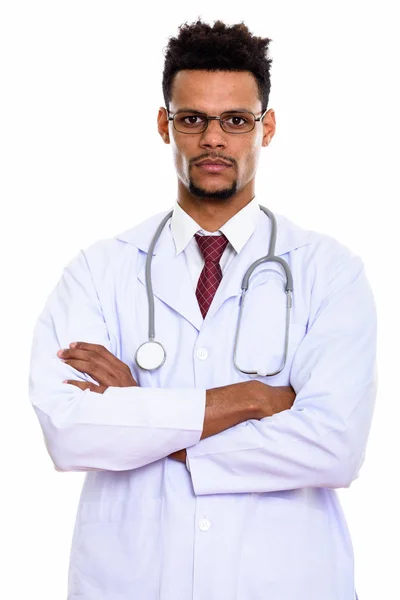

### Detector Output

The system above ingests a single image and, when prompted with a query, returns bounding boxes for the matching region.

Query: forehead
[170,70,261,112]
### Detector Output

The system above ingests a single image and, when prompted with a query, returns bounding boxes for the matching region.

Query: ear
[261,108,276,147]
[157,107,170,144]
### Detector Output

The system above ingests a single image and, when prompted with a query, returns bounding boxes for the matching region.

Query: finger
[59,348,114,374]
[69,342,125,369]
[59,344,128,378]
[63,380,107,394]
[63,380,91,391]
[62,359,114,387]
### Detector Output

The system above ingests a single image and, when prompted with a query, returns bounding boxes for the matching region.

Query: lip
[194,160,232,173]
[197,163,231,173]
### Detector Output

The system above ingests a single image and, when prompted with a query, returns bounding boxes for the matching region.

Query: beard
[188,177,238,201]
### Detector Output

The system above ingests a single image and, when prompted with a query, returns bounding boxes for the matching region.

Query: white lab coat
[29,207,377,600]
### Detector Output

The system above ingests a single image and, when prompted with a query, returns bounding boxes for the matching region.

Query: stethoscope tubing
[137,204,293,376]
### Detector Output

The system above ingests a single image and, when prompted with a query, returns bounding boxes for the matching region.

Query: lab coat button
[198,518,211,531]
[196,348,208,360]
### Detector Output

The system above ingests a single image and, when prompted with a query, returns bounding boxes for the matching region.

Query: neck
[177,180,256,232]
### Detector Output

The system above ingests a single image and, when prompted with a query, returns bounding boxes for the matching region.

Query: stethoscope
[134,205,293,377]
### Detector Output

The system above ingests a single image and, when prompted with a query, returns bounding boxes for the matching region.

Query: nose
[199,118,227,150]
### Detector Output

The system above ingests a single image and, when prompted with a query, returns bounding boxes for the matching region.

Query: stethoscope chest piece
[135,340,166,371]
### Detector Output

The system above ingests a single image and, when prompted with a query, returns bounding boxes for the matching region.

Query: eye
[175,114,207,127]
[184,115,205,125]
[220,113,255,133]
[224,115,249,127]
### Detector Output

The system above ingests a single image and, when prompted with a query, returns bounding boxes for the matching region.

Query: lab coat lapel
[139,225,204,331]
[115,207,311,332]
[140,215,271,329]
[203,209,312,323]
[117,210,203,331]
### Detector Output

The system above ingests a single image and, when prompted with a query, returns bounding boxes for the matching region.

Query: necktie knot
[194,233,229,263]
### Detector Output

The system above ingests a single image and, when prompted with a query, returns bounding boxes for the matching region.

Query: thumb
[63,380,107,394]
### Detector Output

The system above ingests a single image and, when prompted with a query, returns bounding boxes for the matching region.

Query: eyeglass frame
[166,107,269,134]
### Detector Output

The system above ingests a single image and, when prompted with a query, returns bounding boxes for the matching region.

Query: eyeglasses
[167,108,268,134]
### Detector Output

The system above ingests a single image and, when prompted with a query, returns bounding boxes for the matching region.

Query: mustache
[190,153,237,168]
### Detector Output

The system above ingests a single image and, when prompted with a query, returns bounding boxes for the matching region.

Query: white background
[1,1,398,598]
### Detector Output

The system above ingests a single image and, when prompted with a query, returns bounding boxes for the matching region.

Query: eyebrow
[172,107,255,114]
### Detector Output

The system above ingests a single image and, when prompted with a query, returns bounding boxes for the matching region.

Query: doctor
[29,19,376,600]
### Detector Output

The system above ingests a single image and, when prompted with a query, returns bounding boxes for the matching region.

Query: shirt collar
[170,196,261,255]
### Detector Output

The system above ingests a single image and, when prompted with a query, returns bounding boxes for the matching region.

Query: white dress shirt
[170,196,260,292]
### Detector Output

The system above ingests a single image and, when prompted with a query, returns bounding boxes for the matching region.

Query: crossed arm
[56,341,296,464]
[29,246,377,493]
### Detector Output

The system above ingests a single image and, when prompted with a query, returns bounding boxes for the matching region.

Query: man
[29,19,376,600]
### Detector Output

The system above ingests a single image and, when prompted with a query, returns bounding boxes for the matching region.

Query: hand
[252,381,296,418]
[57,342,138,394]
[168,449,187,463]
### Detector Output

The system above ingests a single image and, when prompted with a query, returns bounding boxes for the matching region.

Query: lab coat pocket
[237,492,335,599]
[72,498,164,597]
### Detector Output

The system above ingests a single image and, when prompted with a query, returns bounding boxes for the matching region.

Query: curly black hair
[162,19,273,111]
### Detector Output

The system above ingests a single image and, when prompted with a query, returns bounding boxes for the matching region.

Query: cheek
[171,142,190,177]
[238,143,259,179]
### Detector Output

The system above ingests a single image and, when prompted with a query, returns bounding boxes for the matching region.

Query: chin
[189,179,238,200]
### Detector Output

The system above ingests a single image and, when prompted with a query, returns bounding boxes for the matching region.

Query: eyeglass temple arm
[255,107,269,122]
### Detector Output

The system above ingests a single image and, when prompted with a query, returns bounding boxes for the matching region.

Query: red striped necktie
[194,233,229,319]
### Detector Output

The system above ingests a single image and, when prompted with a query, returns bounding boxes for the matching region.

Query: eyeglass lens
[173,112,256,134]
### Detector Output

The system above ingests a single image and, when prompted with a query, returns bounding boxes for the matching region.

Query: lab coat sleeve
[29,246,206,472]
[186,247,377,495]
